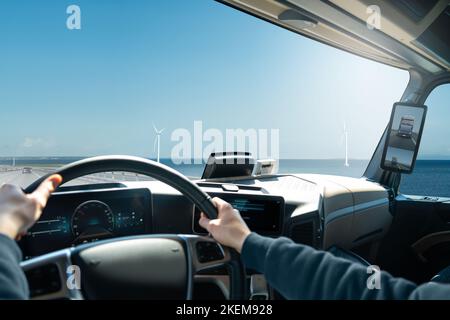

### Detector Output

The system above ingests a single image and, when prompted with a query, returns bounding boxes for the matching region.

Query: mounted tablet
[201,152,255,179]
[381,102,427,173]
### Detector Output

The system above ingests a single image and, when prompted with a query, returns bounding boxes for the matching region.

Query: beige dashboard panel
[323,175,391,246]
[298,174,392,250]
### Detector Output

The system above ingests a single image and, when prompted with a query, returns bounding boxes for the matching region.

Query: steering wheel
[21,155,246,300]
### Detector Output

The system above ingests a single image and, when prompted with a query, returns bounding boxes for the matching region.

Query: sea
[0,157,449,197]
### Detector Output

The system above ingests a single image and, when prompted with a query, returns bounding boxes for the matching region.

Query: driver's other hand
[199,197,251,253]
[0,175,63,241]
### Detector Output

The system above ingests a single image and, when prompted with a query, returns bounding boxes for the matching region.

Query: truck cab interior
[8,0,450,299]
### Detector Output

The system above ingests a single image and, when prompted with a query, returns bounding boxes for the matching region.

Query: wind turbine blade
[152,123,158,132]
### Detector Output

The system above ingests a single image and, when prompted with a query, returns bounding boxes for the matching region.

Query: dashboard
[19,174,391,265]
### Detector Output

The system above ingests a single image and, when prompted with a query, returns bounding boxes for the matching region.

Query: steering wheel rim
[21,155,247,300]
[24,155,217,219]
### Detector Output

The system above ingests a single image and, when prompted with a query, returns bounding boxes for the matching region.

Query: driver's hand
[0,175,62,240]
[199,197,251,253]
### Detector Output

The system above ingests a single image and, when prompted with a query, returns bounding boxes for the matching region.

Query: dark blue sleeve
[0,234,29,299]
[241,232,450,300]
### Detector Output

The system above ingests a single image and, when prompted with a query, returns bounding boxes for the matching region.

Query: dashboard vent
[290,222,314,247]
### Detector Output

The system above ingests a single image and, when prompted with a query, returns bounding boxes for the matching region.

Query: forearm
[241,233,450,300]
[0,234,29,299]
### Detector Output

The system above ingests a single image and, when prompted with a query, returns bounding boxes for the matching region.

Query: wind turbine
[153,123,165,163]
[343,122,350,167]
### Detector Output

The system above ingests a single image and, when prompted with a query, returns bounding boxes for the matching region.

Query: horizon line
[1,156,449,161]
[0,156,371,160]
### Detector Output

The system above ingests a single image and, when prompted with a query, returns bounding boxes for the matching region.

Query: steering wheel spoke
[20,249,84,300]
[182,235,231,273]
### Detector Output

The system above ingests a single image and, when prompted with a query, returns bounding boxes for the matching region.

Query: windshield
[0,1,408,187]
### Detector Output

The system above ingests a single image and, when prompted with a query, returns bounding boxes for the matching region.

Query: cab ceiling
[217,0,450,75]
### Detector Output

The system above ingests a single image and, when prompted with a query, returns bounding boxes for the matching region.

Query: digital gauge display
[20,188,151,258]
[72,200,114,240]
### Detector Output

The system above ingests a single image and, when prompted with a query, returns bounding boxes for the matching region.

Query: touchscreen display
[193,193,284,235]
[19,188,151,258]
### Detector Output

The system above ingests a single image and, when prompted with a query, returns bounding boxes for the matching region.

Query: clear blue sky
[2,0,446,160]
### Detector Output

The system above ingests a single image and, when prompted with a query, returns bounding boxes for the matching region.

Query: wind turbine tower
[344,122,349,167]
[153,124,165,163]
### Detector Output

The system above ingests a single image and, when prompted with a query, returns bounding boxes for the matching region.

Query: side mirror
[381,102,427,173]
